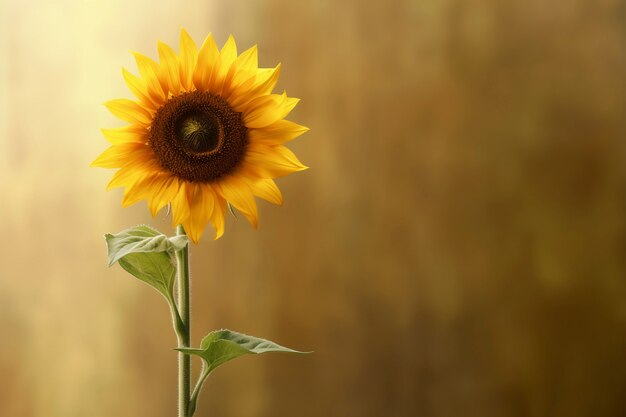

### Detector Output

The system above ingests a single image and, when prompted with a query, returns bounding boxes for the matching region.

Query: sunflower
[92,30,308,243]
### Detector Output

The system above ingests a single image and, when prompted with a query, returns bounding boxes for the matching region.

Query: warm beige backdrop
[1,0,625,416]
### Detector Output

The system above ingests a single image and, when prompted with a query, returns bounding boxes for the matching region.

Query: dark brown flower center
[149,91,247,182]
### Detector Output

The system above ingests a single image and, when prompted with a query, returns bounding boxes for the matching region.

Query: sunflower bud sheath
[94,30,308,417]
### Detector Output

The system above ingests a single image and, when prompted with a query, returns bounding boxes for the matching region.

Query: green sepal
[104,225,188,300]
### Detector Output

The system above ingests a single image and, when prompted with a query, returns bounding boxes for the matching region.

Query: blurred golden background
[1,0,625,416]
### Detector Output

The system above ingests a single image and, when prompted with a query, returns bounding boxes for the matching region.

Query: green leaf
[178,329,307,372]
[178,329,309,416]
[105,225,188,266]
[104,225,188,299]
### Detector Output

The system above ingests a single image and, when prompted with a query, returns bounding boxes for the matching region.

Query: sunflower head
[92,30,308,243]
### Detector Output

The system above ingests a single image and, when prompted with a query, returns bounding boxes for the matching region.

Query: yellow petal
[101,125,148,144]
[106,161,154,190]
[228,65,281,109]
[170,180,190,227]
[251,67,281,96]
[119,171,167,209]
[91,143,149,168]
[121,193,142,208]
[183,183,215,244]
[179,29,198,91]
[216,175,258,228]
[210,194,227,239]
[139,175,173,210]
[248,178,283,205]
[122,68,157,110]
[105,99,153,125]
[244,144,308,178]
[157,41,181,96]
[134,52,166,104]
[193,33,219,90]
[223,71,255,104]
[121,171,157,207]
[222,45,257,96]
[209,35,237,94]
[148,176,180,216]
[248,120,309,145]
[243,92,299,128]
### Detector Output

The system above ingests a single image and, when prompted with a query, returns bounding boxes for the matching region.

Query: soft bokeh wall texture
[1,0,625,416]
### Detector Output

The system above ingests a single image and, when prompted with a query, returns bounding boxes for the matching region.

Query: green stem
[175,225,191,417]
